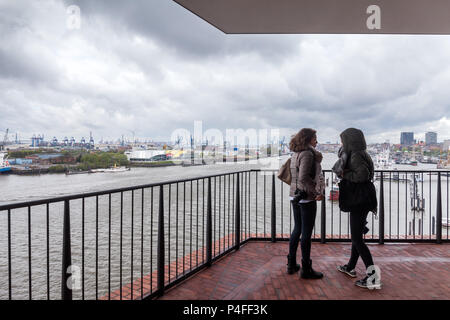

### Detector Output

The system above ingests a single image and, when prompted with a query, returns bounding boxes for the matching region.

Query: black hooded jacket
[339,128,374,183]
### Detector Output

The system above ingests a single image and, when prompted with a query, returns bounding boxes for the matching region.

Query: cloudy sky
[0,0,449,145]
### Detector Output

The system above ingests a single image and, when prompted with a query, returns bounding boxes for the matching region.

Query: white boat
[374,149,395,170]
[0,152,11,173]
[92,164,130,173]
[102,166,130,173]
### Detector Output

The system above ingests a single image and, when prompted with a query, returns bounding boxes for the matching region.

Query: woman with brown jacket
[287,128,324,279]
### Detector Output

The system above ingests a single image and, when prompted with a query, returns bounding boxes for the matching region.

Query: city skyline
[0,0,449,145]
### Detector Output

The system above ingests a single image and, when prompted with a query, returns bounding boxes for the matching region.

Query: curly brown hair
[289,128,317,152]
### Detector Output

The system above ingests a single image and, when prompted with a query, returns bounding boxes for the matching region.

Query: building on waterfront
[425,132,437,145]
[400,132,415,146]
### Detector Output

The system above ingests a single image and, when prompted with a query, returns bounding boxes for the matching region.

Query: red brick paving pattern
[159,241,450,300]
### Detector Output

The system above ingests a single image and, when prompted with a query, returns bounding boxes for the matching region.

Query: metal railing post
[157,185,165,296]
[206,177,212,265]
[321,180,326,244]
[379,172,385,244]
[235,173,241,250]
[271,173,276,242]
[436,172,442,244]
[61,200,72,300]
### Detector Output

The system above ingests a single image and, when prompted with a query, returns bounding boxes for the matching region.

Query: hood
[340,128,367,153]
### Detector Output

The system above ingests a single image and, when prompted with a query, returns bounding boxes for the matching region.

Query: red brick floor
[159,242,450,300]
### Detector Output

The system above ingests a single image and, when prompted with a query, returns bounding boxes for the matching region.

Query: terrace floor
[158,241,450,300]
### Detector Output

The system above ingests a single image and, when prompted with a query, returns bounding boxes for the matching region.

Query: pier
[0,169,448,300]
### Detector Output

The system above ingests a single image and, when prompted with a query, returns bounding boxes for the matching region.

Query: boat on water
[0,152,11,173]
[374,149,397,170]
[91,164,130,173]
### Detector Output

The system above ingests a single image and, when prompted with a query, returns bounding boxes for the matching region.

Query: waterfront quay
[0,167,448,300]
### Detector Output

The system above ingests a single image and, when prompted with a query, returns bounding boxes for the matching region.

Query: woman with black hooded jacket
[332,128,381,290]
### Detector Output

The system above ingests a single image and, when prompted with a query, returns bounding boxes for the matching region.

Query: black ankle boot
[286,255,300,274]
[300,259,323,279]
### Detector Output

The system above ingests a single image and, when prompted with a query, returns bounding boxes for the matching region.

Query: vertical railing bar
[271,173,276,242]
[131,189,134,300]
[264,174,266,237]
[219,176,221,254]
[61,200,72,300]
[389,172,392,239]
[176,183,179,278]
[120,191,123,300]
[141,189,144,298]
[214,177,216,257]
[196,179,199,267]
[248,172,251,240]
[157,185,165,296]
[183,182,186,275]
[331,172,334,239]
[223,175,226,251]
[421,173,424,240]
[241,172,244,241]
[280,179,283,239]
[150,187,153,294]
[256,172,258,238]
[429,172,432,237]
[228,174,231,247]
[46,203,50,300]
[321,171,326,244]
[397,174,400,239]
[379,172,385,244]
[405,174,407,239]
[28,205,32,300]
[8,208,12,300]
[108,194,111,300]
[235,172,241,250]
[190,180,193,271]
[207,177,212,265]
[82,197,85,300]
[202,179,205,263]
[232,173,235,247]
[248,171,250,239]
[167,185,171,283]
[437,172,442,244]
[413,174,416,239]
[96,195,99,300]
[447,172,449,240]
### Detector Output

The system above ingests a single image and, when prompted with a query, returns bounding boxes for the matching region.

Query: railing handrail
[1,168,448,211]
[0,169,251,211]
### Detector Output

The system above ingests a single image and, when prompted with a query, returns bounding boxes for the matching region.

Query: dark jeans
[289,200,317,263]
[347,210,375,270]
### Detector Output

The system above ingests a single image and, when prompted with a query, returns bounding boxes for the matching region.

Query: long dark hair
[289,128,316,152]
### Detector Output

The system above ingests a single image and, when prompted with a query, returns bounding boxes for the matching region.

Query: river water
[0,154,448,300]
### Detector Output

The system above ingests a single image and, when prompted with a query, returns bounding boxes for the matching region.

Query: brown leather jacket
[289,148,321,200]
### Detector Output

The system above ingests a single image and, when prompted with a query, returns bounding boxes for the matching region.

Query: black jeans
[347,210,374,270]
[289,200,317,263]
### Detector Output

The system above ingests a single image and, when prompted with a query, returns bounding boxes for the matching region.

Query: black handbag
[338,179,377,213]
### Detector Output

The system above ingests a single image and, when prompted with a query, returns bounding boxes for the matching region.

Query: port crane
[0,128,9,150]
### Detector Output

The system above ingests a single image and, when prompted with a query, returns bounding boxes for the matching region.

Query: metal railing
[0,169,448,300]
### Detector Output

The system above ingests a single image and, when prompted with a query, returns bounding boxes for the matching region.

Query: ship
[374,149,396,170]
[0,152,11,173]
[91,163,130,173]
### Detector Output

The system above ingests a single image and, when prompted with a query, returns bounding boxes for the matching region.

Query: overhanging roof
[173,0,450,34]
